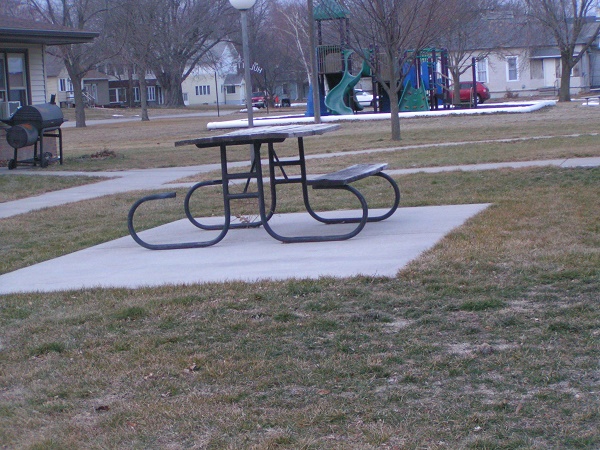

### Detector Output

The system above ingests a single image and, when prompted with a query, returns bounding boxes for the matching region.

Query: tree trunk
[559,54,572,102]
[155,72,185,107]
[71,74,87,128]
[139,70,149,121]
[386,57,401,141]
[451,70,462,106]
[389,88,401,141]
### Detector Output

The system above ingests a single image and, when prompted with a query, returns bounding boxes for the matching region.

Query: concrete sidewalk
[0,204,490,294]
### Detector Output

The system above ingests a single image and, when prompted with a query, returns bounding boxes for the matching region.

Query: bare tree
[142,0,234,107]
[342,0,453,140]
[108,0,162,120]
[525,0,600,101]
[274,0,312,85]
[247,0,307,105]
[28,0,115,127]
[0,0,28,15]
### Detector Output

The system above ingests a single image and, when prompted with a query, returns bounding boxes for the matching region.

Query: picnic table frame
[128,124,399,250]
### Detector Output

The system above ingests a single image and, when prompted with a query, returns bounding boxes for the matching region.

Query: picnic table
[128,124,400,250]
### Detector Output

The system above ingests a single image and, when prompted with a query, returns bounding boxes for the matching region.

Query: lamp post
[229,0,257,128]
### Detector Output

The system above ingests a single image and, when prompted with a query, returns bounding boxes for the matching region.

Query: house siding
[29,45,46,104]
[459,47,594,99]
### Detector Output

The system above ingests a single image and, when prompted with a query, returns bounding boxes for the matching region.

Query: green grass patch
[0,174,108,202]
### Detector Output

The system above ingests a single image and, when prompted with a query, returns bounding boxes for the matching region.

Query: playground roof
[314,0,349,20]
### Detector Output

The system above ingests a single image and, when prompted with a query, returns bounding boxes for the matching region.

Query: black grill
[3,102,65,169]
[7,103,65,130]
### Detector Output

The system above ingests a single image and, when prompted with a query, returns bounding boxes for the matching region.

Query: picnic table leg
[305,172,400,224]
[184,179,262,230]
[292,137,400,225]
[184,142,274,230]
[127,192,230,250]
[260,185,370,243]
[256,139,370,242]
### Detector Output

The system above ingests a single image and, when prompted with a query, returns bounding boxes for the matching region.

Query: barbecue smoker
[2,101,65,169]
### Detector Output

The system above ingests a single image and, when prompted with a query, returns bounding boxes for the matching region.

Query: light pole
[308,0,321,123]
[229,0,257,128]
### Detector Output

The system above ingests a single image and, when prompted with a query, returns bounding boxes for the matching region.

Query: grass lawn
[0,101,599,448]
[0,174,109,203]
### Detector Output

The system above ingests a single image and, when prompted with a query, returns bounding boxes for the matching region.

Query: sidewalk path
[0,204,491,294]
[1,156,598,219]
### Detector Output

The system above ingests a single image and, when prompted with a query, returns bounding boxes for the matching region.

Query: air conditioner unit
[0,101,21,120]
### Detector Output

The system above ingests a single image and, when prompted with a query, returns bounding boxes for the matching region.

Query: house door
[543,58,558,88]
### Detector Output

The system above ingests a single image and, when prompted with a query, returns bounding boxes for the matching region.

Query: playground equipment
[306,0,463,116]
[324,50,370,115]
[306,0,372,116]
[375,48,451,113]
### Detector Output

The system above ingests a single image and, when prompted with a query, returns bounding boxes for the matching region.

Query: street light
[229,0,257,128]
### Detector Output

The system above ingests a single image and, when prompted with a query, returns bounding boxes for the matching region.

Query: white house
[181,42,246,106]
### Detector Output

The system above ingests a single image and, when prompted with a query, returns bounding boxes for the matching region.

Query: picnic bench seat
[308,163,388,187]
[583,95,600,105]
[302,163,400,225]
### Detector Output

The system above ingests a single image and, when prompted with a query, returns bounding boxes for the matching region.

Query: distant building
[181,42,246,106]
[454,16,600,99]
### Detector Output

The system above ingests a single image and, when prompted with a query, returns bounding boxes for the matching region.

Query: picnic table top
[174,124,340,148]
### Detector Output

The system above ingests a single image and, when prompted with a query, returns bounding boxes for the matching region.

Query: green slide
[325,50,370,115]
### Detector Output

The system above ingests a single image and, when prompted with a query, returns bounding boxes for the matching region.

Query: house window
[109,87,127,103]
[530,60,543,79]
[507,56,518,81]
[225,85,236,94]
[0,52,29,105]
[476,58,488,83]
[133,87,140,102]
[195,85,210,95]
[59,78,73,92]
[183,92,188,102]
[147,86,156,101]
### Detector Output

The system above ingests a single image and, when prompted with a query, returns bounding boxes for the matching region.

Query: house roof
[0,14,98,46]
[461,14,600,51]
[45,53,109,80]
[530,48,561,59]
[224,73,243,86]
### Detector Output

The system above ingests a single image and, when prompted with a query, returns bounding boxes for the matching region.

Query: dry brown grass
[1,167,598,448]
[0,101,599,449]
[48,101,600,172]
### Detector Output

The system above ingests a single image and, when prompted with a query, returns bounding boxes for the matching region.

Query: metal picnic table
[128,124,400,250]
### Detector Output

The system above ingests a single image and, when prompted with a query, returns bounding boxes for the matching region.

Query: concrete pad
[0,204,489,295]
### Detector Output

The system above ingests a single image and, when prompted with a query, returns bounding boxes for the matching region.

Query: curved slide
[325,50,370,115]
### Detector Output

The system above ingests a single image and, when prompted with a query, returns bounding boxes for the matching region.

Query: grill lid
[2,103,64,130]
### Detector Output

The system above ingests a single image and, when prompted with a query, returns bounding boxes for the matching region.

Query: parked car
[450,81,490,104]
[354,89,374,107]
[251,91,268,108]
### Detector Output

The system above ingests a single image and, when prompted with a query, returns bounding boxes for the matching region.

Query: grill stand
[8,127,63,170]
